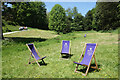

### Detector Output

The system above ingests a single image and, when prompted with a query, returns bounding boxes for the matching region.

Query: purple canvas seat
[74,43,96,66]
[26,43,46,67]
[61,40,70,54]
[74,43,100,76]
[84,34,86,38]
[61,40,71,58]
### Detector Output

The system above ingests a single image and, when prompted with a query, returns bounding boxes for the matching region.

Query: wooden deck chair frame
[74,43,100,76]
[26,43,45,67]
[60,40,71,58]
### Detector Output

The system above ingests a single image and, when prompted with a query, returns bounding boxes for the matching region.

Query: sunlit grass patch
[4,29,59,39]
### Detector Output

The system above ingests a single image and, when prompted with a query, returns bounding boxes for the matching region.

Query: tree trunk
[2,33,4,40]
[0,2,4,40]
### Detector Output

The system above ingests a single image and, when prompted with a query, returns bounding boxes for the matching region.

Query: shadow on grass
[77,64,101,73]
[32,61,48,66]
[61,54,73,59]
[4,37,47,44]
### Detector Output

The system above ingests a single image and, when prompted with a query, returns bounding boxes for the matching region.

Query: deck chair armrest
[39,56,46,60]
[79,54,83,63]
[79,50,85,62]
[42,56,46,59]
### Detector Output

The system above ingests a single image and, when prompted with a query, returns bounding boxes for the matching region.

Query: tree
[91,8,97,30]
[49,4,66,34]
[71,7,84,31]
[65,8,73,32]
[117,4,120,28]
[83,9,94,30]
[14,2,48,29]
[73,13,84,31]
[66,8,73,19]
[71,7,78,30]
[2,2,48,30]
[1,2,4,39]
[46,11,50,27]
[95,1,119,31]
[66,7,84,31]
[2,2,15,25]
[72,7,78,19]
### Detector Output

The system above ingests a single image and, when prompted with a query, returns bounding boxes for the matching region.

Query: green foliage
[17,2,48,29]
[2,19,7,26]
[49,4,67,34]
[2,19,15,33]
[71,7,79,30]
[2,25,21,33]
[2,2,48,30]
[2,2,18,26]
[72,13,84,31]
[66,8,73,19]
[46,12,50,26]
[95,2,119,31]
[66,7,84,31]
[91,8,97,30]
[72,7,78,19]
[117,4,120,27]
[65,8,73,32]
[83,10,93,30]
[83,8,97,31]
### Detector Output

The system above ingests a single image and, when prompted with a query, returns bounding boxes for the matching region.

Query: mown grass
[2,28,118,78]
[4,29,59,39]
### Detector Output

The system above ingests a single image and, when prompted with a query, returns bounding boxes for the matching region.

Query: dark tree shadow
[77,64,101,73]
[4,37,47,44]
[61,54,73,59]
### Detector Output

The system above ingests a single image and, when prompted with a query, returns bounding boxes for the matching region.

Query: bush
[7,21,17,26]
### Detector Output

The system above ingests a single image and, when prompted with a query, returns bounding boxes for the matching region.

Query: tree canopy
[66,7,84,31]
[95,2,119,31]
[2,2,48,29]
[83,8,95,30]
[49,4,67,33]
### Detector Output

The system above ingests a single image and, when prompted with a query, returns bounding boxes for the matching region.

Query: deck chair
[73,43,100,76]
[26,43,46,67]
[61,40,70,58]
[84,34,86,38]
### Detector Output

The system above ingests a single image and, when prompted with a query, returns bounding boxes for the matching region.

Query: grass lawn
[2,28,119,78]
